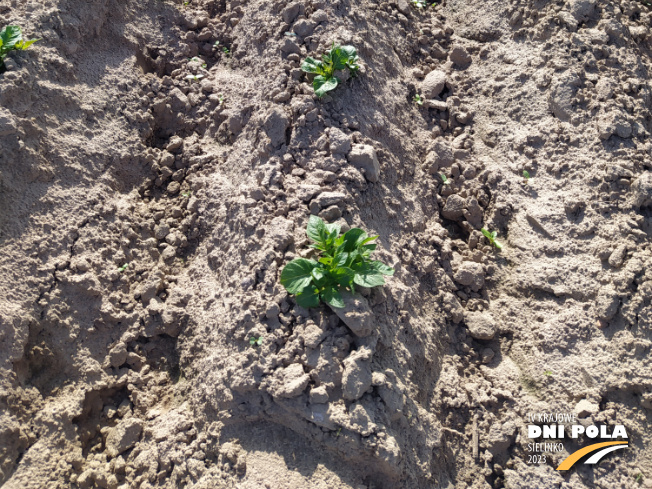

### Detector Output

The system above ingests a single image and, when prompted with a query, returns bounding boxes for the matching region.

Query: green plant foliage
[118,263,129,272]
[412,0,437,8]
[249,336,263,347]
[523,170,530,180]
[0,26,39,66]
[280,216,394,308]
[301,43,359,98]
[481,228,503,250]
[413,94,424,105]
[440,173,450,185]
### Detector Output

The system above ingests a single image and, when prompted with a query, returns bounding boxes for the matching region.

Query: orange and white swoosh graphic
[556,441,629,471]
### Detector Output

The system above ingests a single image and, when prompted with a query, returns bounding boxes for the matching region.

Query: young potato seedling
[0,26,39,67]
[280,216,394,308]
[412,0,437,7]
[413,94,424,105]
[481,228,503,250]
[249,336,263,347]
[301,43,359,98]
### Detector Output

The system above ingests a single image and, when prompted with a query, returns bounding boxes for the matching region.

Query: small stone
[312,10,328,23]
[319,205,342,222]
[108,343,128,368]
[630,172,652,209]
[454,261,485,291]
[264,108,290,147]
[421,70,446,98]
[569,0,596,21]
[442,194,465,220]
[282,2,302,23]
[166,137,184,152]
[342,347,373,401]
[329,291,374,337]
[397,0,411,15]
[154,224,170,240]
[167,181,181,194]
[293,19,316,37]
[328,128,352,154]
[574,399,599,418]
[314,191,346,208]
[105,419,143,457]
[309,385,329,404]
[449,45,472,66]
[277,363,310,398]
[608,244,627,268]
[280,37,301,54]
[480,347,495,363]
[425,140,454,173]
[464,311,496,340]
[348,144,381,182]
[0,108,18,137]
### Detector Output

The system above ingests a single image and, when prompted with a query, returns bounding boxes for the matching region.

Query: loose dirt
[1,0,651,488]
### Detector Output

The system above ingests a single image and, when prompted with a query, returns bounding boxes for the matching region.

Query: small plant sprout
[413,94,424,105]
[412,0,437,7]
[301,43,360,98]
[0,26,39,68]
[185,73,204,82]
[635,474,643,484]
[118,263,129,272]
[523,170,531,180]
[181,191,191,197]
[280,216,394,308]
[249,336,263,347]
[544,370,553,377]
[222,46,230,56]
[440,173,450,185]
[481,228,503,250]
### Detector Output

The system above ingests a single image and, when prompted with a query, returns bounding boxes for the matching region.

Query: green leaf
[369,260,394,276]
[325,222,341,241]
[301,56,325,75]
[330,266,355,288]
[352,262,386,287]
[481,228,492,241]
[340,228,367,252]
[310,267,327,288]
[339,45,358,59]
[333,251,348,268]
[306,215,327,245]
[360,235,378,245]
[322,286,345,308]
[295,285,320,308]
[15,38,38,50]
[280,258,318,294]
[330,46,350,71]
[313,75,339,98]
[1,26,23,50]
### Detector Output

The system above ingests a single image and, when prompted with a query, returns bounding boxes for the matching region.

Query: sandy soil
[1,0,651,488]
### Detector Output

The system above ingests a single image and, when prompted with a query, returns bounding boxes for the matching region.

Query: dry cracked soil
[1,0,652,488]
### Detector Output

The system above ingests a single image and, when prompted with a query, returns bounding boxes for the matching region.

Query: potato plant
[0,26,38,67]
[301,43,359,98]
[280,216,394,308]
